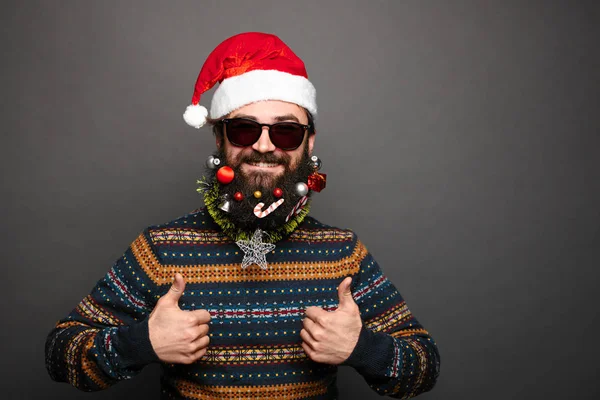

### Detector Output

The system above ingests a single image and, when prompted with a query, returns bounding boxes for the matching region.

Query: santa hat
[183,32,317,129]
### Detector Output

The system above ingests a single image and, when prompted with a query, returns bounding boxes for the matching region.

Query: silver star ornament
[236,229,276,270]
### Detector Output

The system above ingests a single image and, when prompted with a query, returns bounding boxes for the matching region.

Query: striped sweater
[45,208,440,399]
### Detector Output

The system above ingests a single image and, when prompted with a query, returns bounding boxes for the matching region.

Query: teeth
[249,162,279,167]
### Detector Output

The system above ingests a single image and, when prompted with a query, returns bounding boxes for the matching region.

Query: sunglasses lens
[270,123,305,150]
[226,119,261,146]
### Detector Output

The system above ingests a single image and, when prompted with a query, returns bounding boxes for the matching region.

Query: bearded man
[45,32,440,399]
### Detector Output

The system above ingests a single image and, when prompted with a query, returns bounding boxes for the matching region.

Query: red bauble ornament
[273,187,283,198]
[216,166,235,184]
[233,191,244,201]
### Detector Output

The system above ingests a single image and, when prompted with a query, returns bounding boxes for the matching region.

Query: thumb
[337,276,355,309]
[163,273,186,306]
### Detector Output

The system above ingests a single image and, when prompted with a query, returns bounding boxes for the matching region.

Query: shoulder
[153,207,215,229]
[141,208,223,248]
[296,215,355,235]
[289,216,363,248]
[288,217,372,276]
[147,208,216,230]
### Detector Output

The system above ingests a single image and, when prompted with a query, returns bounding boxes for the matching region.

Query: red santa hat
[183,32,317,129]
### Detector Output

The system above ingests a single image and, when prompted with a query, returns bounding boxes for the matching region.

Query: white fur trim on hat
[210,69,317,119]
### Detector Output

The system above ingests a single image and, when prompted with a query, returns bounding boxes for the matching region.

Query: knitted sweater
[45,208,440,399]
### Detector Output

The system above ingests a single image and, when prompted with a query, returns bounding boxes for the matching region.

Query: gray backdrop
[2,1,599,399]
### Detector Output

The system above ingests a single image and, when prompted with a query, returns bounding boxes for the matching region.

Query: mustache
[240,151,289,165]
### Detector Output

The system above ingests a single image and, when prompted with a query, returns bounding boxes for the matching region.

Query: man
[45,32,440,399]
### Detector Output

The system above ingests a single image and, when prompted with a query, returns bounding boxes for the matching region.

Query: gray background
[2,1,599,399]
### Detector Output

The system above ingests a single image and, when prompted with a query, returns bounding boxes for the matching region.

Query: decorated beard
[199,146,326,245]
[198,136,326,269]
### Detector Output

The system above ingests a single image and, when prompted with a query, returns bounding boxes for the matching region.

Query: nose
[251,127,277,153]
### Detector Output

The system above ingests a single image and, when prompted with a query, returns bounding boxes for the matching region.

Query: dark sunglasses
[221,118,310,150]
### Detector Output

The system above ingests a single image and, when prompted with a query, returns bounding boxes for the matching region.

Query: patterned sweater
[45,208,440,399]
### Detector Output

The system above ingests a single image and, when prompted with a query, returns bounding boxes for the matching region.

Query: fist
[300,276,362,365]
[148,273,211,364]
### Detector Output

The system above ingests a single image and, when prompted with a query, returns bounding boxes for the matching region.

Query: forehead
[229,100,307,123]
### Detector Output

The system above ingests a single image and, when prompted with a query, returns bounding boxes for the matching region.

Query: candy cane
[285,195,308,222]
[254,198,285,218]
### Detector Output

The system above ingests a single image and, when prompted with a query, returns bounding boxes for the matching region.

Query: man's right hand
[148,273,211,364]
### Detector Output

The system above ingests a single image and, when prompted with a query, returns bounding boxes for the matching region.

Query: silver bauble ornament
[295,182,309,196]
[206,155,221,170]
[310,155,322,171]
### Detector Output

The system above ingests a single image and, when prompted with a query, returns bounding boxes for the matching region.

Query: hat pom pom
[183,104,208,129]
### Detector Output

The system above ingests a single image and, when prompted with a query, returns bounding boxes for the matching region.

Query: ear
[215,134,223,149]
[308,132,316,155]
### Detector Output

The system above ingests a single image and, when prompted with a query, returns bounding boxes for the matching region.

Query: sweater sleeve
[45,230,160,391]
[342,239,440,398]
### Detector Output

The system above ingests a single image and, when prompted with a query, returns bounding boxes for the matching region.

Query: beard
[211,146,314,231]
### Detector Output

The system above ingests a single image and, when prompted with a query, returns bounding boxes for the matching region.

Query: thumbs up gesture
[300,277,362,365]
[148,273,211,364]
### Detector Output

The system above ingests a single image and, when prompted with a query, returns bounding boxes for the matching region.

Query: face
[218,100,315,188]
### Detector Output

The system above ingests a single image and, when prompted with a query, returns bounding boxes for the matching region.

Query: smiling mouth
[246,162,282,168]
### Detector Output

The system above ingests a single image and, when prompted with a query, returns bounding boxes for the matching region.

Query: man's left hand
[300,276,362,364]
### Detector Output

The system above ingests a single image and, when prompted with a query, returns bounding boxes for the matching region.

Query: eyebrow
[230,113,301,123]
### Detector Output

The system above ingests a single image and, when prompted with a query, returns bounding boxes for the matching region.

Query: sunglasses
[221,118,310,150]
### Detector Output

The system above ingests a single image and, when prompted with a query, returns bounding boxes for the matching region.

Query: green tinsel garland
[197,178,311,243]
